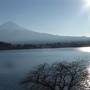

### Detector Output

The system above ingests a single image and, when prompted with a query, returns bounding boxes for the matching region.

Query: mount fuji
[0,21,89,44]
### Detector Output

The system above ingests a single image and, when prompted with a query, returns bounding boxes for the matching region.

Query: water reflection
[0,48,90,90]
[78,47,90,52]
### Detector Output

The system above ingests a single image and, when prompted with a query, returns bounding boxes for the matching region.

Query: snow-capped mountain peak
[0,21,89,44]
[0,21,23,30]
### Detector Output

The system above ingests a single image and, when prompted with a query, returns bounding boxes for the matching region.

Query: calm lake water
[0,47,90,90]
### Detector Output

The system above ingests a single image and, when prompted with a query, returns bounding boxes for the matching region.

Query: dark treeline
[1,40,90,50]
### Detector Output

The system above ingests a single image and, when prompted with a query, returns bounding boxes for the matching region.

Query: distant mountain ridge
[0,21,90,44]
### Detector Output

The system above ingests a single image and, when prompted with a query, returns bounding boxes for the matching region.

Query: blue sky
[0,0,90,36]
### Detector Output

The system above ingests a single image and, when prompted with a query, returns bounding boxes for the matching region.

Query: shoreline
[0,46,89,51]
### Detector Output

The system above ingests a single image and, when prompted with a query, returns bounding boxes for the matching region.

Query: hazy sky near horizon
[0,0,90,36]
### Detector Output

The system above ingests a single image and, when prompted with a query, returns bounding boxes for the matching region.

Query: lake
[0,47,90,90]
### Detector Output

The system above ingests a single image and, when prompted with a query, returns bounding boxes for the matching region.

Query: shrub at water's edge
[20,60,90,90]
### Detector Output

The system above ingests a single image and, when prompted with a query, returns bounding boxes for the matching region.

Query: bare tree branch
[20,60,89,90]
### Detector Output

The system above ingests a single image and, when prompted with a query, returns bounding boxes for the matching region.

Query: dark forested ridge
[0,40,90,50]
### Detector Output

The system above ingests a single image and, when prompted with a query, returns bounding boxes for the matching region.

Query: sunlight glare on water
[78,47,90,52]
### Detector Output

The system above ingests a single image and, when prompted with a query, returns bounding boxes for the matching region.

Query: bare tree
[20,61,90,90]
